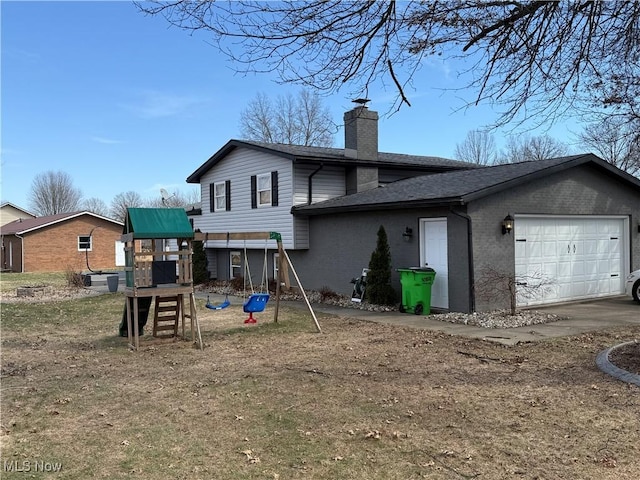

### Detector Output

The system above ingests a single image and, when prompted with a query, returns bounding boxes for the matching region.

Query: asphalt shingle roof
[0,211,122,235]
[186,139,475,183]
[292,154,640,215]
[240,140,472,169]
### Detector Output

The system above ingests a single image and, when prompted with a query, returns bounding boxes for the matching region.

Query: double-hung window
[78,235,92,251]
[251,171,278,208]
[230,251,242,278]
[210,180,231,212]
[257,173,271,207]
[214,182,226,211]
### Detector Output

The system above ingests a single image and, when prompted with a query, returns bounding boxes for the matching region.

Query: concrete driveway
[310,295,639,345]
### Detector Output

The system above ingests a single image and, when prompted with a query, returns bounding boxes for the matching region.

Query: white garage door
[514,216,626,306]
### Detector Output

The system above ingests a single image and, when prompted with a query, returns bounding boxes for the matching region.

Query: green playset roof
[123,208,194,239]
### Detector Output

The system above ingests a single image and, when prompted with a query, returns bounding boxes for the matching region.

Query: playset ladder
[152,296,180,339]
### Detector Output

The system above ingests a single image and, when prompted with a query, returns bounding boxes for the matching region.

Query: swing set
[205,236,271,324]
[197,231,321,332]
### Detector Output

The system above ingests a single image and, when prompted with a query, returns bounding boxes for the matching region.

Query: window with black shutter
[271,171,278,206]
[251,175,257,209]
[209,183,215,212]
[251,172,278,208]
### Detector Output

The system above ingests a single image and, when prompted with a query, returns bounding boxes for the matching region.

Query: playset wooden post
[122,208,203,351]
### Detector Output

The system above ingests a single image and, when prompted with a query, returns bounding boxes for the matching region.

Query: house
[0,211,124,273]
[0,202,36,227]
[186,105,640,313]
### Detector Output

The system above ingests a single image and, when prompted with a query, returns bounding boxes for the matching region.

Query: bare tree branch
[239,90,336,146]
[137,1,640,130]
[576,117,640,176]
[497,134,569,163]
[110,191,144,223]
[28,171,82,216]
[454,130,497,165]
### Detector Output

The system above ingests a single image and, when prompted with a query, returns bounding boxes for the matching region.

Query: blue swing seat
[206,295,231,310]
[243,293,270,313]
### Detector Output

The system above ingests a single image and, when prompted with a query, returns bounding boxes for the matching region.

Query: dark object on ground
[119,297,152,337]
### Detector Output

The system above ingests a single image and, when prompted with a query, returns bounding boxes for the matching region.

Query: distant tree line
[27,170,199,221]
[454,117,639,177]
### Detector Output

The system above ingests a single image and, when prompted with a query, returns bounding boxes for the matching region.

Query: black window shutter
[209,183,215,212]
[250,175,257,209]
[271,171,278,206]
[225,180,231,211]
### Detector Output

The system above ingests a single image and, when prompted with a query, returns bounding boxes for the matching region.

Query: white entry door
[514,216,626,306]
[420,218,449,309]
[115,241,126,267]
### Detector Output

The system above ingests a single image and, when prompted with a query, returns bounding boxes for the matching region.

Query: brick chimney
[344,102,379,194]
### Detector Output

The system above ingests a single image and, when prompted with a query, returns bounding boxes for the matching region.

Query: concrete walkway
[196,292,638,346]
[301,296,639,346]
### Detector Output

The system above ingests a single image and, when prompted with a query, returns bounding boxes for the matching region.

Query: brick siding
[22,217,122,272]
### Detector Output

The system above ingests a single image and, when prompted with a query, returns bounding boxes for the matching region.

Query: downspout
[15,233,24,273]
[307,164,324,205]
[450,208,475,312]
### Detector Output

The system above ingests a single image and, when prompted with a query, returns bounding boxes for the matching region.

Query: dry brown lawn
[1,291,639,479]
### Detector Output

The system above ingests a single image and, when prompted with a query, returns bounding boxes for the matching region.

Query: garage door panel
[514,216,626,306]
[542,241,557,257]
[541,262,557,277]
[557,261,572,277]
[585,280,599,295]
[584,240,598,255]
[572,262,585,276]
[571,281,586,297]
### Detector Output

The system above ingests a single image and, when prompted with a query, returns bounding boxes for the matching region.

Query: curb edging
[596,341,640,387]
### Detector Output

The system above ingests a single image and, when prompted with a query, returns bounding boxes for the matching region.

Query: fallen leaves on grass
[240,449,261,464]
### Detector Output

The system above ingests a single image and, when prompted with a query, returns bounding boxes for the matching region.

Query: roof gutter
[292,197,466,216]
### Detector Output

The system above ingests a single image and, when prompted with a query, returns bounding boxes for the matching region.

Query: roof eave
[2,211,122,235]
[187,140,299,183]
[460,153,639,203]
[291,197,464,217]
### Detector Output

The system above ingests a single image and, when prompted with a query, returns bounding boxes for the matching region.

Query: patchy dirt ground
[1,291,639,479]
[609,342,640,375]
[5,285,635,375]
[1,286,101,303]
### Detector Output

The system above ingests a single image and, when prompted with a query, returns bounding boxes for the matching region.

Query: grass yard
[1,276,639,479]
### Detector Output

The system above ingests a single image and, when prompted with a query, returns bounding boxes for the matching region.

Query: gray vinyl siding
[194,149,294,249]
[293,216,310,250]
[293,165,346,205]
[291,164,346,249]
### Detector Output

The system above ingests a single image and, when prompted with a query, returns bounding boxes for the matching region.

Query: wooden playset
[121,208,321,351]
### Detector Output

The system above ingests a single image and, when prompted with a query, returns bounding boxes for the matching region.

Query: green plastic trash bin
[397,267,436,315]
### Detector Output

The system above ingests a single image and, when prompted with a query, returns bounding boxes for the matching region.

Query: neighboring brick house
[0,211,124,273]
[0,202,36,227]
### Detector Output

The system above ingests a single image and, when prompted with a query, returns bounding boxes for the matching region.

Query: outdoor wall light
[501,214,514,235]
[402,227,413,241]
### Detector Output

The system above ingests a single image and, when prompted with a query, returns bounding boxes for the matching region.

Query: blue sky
[1,1,580,211]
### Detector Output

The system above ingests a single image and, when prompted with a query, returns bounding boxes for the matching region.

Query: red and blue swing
[205,239,269,323]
